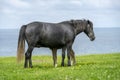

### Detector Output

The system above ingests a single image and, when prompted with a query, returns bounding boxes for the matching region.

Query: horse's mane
[59,19,93,30]
[59,19,85,24]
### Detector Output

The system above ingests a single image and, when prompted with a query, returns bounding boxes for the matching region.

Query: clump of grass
[0,53,120,80]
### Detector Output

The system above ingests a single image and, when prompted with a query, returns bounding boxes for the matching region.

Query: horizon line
[0,26,120,29]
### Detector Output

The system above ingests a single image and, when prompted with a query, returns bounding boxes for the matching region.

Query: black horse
[17,19,95,68]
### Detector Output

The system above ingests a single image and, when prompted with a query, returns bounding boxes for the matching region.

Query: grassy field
[0,53,120,80]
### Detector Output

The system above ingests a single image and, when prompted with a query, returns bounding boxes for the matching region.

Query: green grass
[0,53,120,80]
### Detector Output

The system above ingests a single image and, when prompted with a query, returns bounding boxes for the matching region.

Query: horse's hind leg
[70,49,76,65]
[67,42,73,66]
[24,45,34,68]
[51,48,57,67]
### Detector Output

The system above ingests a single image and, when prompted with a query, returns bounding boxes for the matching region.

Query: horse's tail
[17,25,27,63]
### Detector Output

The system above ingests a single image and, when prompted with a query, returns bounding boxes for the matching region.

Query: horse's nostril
[93,37,95,41]
[90,37,95,41]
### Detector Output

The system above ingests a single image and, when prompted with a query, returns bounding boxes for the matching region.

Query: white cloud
[2,7,14,14]
[82,0,120,9]
[0,0,31,15]
[87,0,112,8]
[7,0,30,8]
[0,0,120,28]
[70,0,82,5]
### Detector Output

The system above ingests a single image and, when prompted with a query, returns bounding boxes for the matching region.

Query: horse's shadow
[32,63,72,69]
[28,61,97,69]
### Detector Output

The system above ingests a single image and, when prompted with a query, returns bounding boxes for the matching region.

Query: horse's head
[69,19,95,41]
[84,20,95,41]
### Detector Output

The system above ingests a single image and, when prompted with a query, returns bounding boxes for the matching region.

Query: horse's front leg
[51,48,57,67]
[24,45,34,68]
[61,47,66,66]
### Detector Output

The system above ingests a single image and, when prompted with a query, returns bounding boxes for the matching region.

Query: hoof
[67,64,71,66]
[54,64,58,68]
[71,61,73,66]
[24,66,28,68]
[68,61,71,66]
[29,66,33,68]
[61,64,64,67]
[24,64,28,68]
[61,63,64,66]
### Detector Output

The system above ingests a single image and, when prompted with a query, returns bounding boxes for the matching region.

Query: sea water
[0,28,120,56]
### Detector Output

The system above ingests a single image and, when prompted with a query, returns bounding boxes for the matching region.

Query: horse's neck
[75,29,83,35]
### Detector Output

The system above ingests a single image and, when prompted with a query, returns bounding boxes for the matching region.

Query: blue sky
[0,0,120,29]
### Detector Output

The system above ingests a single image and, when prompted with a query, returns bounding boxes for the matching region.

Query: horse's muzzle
[90,37,95,41]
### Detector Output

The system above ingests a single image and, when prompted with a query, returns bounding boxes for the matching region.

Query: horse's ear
[87,20,90,24]
[87,20,93,29]
[70,19,75,24]
[70,19,74,24]
[87,20,92,25]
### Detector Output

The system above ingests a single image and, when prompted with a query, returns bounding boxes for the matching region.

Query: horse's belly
[36,40,65,48]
